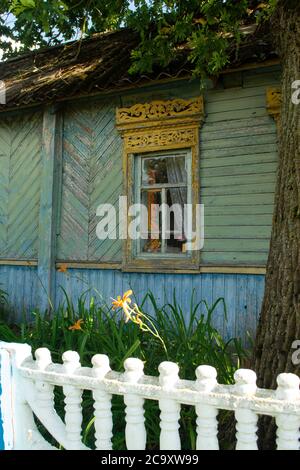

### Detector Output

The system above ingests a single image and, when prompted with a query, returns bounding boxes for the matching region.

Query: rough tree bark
[253,0,300,449]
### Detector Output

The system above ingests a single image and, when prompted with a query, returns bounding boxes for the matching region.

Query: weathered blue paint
[0,265,39,321]
[0,265,265,343]
[37,108,62,312]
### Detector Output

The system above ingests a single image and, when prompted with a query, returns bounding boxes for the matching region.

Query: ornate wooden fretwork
[116,97,204,127]
[116,96,204,271]
[126,128,197,152]
[266,87,281,125]
[116,97,204,151]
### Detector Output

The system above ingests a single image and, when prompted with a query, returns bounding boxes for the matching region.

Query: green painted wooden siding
[0,66,278,265]
[0,112,42,259]
[200,67,280,265]
[57,66,279,265]
[57,100,123,261]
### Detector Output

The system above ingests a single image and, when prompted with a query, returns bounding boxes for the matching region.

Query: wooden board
[0,65,280,273]
[0,112,42,259]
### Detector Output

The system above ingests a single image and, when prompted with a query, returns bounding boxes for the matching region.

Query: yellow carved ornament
[116,97,204,127]
[266,87,281,123]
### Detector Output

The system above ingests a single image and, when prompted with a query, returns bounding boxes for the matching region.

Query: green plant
[141,291,246,383]
[2,287,248,449]
[0,285,9,326]
[0,285,8,309]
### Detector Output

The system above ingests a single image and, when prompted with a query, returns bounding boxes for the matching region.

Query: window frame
[134,149,193,260]
[116,97,204,272]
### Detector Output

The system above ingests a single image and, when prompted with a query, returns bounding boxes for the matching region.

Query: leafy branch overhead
[1,0,278,79]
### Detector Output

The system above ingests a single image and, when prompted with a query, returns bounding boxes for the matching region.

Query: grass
[0,287,248,449]
[0,284,8,316]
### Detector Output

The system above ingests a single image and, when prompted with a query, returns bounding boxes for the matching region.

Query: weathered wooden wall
[55,65,280,264]
[57,99,123,261]
[0,65,280,340]
[201,71,278,265]
[0,113,42,258]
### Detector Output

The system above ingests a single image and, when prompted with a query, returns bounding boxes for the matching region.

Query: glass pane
[139,188,189,255]
[140,190,162,254]
[141,155,187,185]
[165,188,188,254]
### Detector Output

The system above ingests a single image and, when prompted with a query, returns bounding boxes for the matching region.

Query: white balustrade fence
[0,341,299,450]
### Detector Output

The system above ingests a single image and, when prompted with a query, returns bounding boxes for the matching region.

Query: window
[134,150,192,258]
[116,96,204,272]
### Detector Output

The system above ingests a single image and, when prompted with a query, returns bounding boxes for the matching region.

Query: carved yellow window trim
[116,97,205,271]
[266,87,281,127]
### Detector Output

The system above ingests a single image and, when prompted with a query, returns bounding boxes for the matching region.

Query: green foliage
[0,285,7,305]
[0,285,8,318]
[0,288,248,449]
[1,1,278,79]
[0,286,16,340]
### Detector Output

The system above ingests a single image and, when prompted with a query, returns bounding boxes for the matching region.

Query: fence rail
[0,341,299,450]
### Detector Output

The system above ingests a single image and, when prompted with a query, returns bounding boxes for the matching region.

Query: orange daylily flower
[112,296,123,310]
[58,264,68,273]
[69,319,84,331]
[112,290,132,310]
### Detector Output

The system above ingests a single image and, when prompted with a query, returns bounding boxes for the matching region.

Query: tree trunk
[253,0,300,449]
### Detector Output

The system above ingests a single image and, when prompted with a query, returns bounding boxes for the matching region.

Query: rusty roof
[0,26,278,111]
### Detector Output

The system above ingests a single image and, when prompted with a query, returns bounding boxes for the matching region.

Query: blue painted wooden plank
[224,275,237,340]
[179,274,193,323]
[145,273,155,300]
[255,276,265,324]
[200,274,213,315]
[88,269,98,305]
[235,276,248,343]
[1,265,266,343]
[114,269,124,301]
[0,265,37,321]
[7,267,19,321]
[246,275,258,346]
[165,274,177,306]
[212,275,226,336]
[37,108,62,312]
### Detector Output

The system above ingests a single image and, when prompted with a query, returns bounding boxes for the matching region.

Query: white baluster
[158,361,181,450]
[35,348,52,370]
[92,354,113,450]
[123,358,146,450]
[34,349,55,425]
[234,369,258,450]
[0,342,35,449]
[195,365,219,450]
[62,351,83,449]
[275,373,300,450]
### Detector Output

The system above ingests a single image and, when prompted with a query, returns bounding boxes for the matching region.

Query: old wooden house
[0,28,281,341]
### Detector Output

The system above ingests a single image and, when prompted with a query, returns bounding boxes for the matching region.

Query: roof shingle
[0,26,278,110]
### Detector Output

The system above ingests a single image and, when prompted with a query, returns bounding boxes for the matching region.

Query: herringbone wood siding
[57,101,123,261]
[0,113,42,258]
[0,121,10,253]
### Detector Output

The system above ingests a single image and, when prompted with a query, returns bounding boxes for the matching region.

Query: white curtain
[166,157,186,240]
